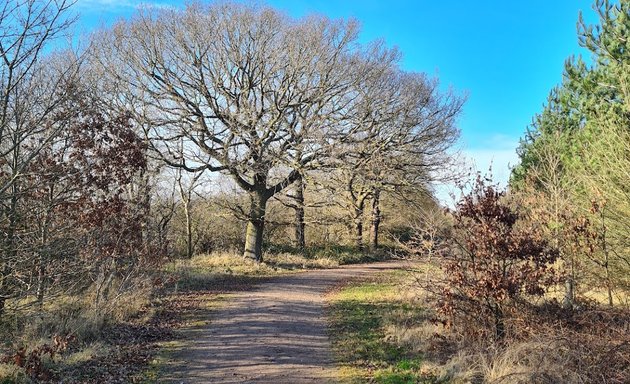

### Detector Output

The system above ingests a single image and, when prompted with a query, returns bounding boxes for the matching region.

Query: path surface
[162,260,411,383]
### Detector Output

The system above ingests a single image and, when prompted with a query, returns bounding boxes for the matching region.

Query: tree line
[512,0,629,306]
[0,0,461,317]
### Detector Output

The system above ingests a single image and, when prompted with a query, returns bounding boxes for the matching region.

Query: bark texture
[293,175,306,251]
[244,191,268,262]
[369,189,381,252]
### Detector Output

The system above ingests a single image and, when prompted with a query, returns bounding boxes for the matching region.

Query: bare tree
[575,117,630,304]
[0,0,76,195]
[175,165,204,259]
[329,69,462,250]
[90,2,394,262]
[0,0,77,314]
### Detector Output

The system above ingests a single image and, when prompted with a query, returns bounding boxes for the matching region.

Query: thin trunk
[37,187,54,307]
[140,171,152,248]
[369,189,381,252]
[36,258,46,306]
[0,257,8,315]
[605,264,613,307]
[0,184,19,316]
[184,200,193,259]
[0,261,8,316]
[600,209,613,307]
[293,175,306,251]
[94,259,116,308]
[176,169,196,259]
[555,193,574,309]
[36,221,49,307]
[158,207,175,255]
[494,305,505,341]
[354,200,365,251]
[243,190,268,262]
[563,277,574,310]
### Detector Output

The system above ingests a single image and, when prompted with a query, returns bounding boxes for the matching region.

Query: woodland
[0,0,628,382]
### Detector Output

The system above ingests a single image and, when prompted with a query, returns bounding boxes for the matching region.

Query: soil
[160,260,411,383]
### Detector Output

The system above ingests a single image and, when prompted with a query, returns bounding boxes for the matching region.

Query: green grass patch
[137,340,185,383]
[327,274,443,383]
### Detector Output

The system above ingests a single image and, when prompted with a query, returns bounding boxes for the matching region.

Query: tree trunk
[355,219,363,250]
[0,263,8,316]
[177,170,195,259]
[243,190,268,262]
[184,200,193,259]
[600,209,613,307]
[369,189,381,252]
[354,202,365,251]
[563,277,574,309]
[293,175,306,251]
[0,187,19,316]
[37,210,51,307]
[605,266,613,307]
[0,259,11,318]
[494,305,505,341]
[0,259,10,317]
[94,258,117,308]
[36,258,46,307]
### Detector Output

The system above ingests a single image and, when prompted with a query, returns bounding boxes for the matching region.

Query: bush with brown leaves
[436,175,560,341]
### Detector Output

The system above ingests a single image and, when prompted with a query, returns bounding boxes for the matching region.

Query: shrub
[436,175,559,341]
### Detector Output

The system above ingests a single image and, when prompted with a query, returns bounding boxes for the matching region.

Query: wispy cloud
[434,136,520,207]
[464,146,519,187]
[76,0,176,12]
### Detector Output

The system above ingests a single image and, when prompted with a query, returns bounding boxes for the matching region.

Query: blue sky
[73,0,596,186]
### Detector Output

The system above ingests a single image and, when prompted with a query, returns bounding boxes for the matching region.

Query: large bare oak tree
[91,2,393,261]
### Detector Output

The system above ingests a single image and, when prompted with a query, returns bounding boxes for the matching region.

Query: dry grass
[480,341,583,383]
[265,252,339,269]
[428,341,586,384]
[0,363,28,383]
[172,250,338,275]
[62,342,110,365]
[167,250,340,292]
[327,259,630,384]
[0,275,158,383]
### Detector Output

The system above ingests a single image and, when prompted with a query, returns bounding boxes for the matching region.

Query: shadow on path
[161,260,411,383]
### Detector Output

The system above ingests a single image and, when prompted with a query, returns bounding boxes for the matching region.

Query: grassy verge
[326,270,445,384]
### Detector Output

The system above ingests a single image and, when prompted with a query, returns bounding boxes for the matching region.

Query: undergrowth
[327,260,630,384]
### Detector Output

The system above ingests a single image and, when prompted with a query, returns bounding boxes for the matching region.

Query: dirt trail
[161,260,411,383]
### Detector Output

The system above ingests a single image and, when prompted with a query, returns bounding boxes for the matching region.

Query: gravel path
[161,260,411,383]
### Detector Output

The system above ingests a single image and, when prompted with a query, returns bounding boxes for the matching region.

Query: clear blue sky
[73,0,597,185]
